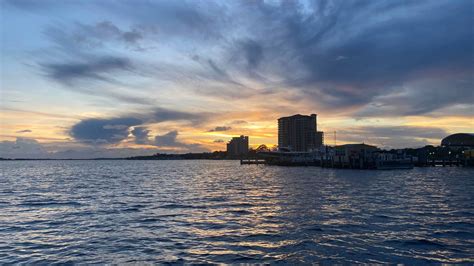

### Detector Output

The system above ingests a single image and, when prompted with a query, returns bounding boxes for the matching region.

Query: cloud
[241,39,264,69]
[42,20,150,53]
[99,0,223,40]
[131,126,150,144]
[0,138,49,159]
[32,0,472,115]
[40,56,133,85]
[213,139,224,143]
[258,0,472,111]
[337,125,448,149]
[153,130,180,147]
[204,59,245,88]
[69,107,209,145]
[70,117,142,144]
[34,22,158,106]
[155,0,470,113]
[72,20,147,49]
[83,21,144,46]
[3,0,77,11]
[16,129,32,133]
[229,39,265,73]
[231,120,248,124]
[356,74,474,117]
[4,0,473,155]
[154,130,207,151]
[15,0,474,111]
[208,126,232,132]
[145,108,208,125]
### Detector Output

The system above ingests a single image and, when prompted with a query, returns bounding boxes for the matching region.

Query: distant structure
[441,133,474,148]
[227,135,249,157]
[316,131,324,148]
[334,143,379,168]
[278,114,324,152]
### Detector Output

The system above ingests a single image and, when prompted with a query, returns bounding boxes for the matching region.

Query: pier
[428,160,462,167]
[240,159,266,165]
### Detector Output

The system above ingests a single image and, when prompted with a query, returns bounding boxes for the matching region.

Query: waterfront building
[316,131,324,147]
[441,133,474,148]
[278,114,323,152]
[463,149,474,166]
[227,135,249,157]
[333,143,378,168]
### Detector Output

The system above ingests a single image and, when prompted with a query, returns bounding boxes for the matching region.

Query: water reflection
[0,160,473,263]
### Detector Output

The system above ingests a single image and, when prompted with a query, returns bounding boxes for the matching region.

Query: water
[0,160,473,264]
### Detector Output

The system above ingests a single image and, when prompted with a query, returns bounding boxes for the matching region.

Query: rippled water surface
[1,160,473,264]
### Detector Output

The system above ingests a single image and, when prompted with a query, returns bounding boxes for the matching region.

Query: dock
[240,159,266,165]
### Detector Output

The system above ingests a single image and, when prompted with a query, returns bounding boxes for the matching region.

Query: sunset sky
[1,0,473,158]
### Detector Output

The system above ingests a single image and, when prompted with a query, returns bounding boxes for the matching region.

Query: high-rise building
[316,131,324,148]
[278,114,323,152]
[226,135,249,157]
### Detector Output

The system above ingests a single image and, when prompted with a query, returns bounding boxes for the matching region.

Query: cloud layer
[2,0,473,158]
[337,126,449,149]
[20,0,471,115]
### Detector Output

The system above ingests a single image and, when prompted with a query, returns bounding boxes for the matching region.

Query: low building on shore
[333,144,379,168]
[463,149,474,166]
[441,133,474,149]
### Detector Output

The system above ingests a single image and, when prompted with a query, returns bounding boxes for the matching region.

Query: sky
[0,0,473,159]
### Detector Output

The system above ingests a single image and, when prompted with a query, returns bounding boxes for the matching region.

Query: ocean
[0,160,473,264]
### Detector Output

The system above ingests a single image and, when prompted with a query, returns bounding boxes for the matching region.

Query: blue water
[0,160,473,264]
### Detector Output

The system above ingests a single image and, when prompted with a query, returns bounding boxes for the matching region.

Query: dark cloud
[154,130,207,151]
[217,0,472,113]
[131,127,150,144]
[12,0,474,117]
[122,30,143,45]
[145,108,207,125]
[231,120,248,124]
[70,117,142,144]
[356,126,447,139]
[40,56,133,85]
[154,130,180,147]
[208,126,232,132]
[75,21,146,47]
[259,1,471,111]
[232,39,264,70]
[35,22,159,106]
[242,39,263,69]
[99,0,223,40]
[16,129,32,133]
[151,0,471,114]
[35,29,160,105]
[69,107,209,145]
[42,20,149,53]
[356,75,474,117]
[213,139,224,143]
